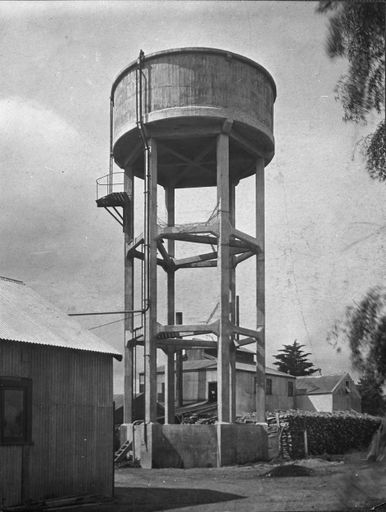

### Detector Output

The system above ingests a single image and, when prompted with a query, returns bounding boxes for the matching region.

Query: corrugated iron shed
[0,276,122,360]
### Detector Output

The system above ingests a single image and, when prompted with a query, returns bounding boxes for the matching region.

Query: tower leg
[255,157,265,421]
[165,187,176,424]
[217,133,231,424]
[144,138,158,424]
[176,312,183,408]
[124,165,134,424]
[229,181,236,422]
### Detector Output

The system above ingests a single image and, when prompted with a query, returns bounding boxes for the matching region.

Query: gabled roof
[0,276,122,360]
[296,374,348,395]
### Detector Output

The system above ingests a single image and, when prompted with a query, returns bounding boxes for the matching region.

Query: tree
[357,372,386,416]
[333,287,386,382]
[273,340,319,376]
[317,1,385,180]
[328,287,386,414]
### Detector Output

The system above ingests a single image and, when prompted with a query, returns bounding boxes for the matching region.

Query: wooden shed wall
[0,341,113,506]
[265,375,296,412]
[333,376,362,413]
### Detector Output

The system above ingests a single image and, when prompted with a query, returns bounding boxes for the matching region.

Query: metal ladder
[114,440,132,463]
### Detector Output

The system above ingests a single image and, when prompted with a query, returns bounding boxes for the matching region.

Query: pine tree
[273,340,318,376]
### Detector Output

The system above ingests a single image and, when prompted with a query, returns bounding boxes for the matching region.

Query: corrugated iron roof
[0,276,122,360]
[296,374,345,395]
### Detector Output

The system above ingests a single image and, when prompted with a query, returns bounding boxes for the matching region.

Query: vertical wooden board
[0,447,22,506]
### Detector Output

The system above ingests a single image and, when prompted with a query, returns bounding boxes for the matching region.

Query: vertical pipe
[229,182,236,422]
[255,157,265,422]
[175,312,183,408]
[217,133,230,424]
[109,97,114,194]
[144,138,158,423]
[165,187,176,424]
[123,166,135,424]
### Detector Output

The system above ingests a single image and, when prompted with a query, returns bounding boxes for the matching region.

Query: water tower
[97,48,276,467]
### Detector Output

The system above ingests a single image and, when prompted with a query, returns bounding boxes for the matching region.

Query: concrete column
[229,182,236,422]
[144,138,158,423]
[124,166,134,424]
[175,312,183,408]
[217,133,231,424]
[255,157,265,421]
[165,187,175,424]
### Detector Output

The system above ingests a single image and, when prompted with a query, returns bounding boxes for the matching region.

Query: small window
[266,378,272,395]
[0,377,32,445]
[288,381,294,397]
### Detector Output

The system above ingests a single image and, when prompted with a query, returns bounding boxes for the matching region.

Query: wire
[88,312,142,331]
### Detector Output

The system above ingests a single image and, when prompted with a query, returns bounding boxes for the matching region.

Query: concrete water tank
[111,47,276,187]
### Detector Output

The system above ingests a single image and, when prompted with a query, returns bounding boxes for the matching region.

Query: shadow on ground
[113,487,244,511]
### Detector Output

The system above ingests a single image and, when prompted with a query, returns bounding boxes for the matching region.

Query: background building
[136,348,296,416]
[295,374,361,413]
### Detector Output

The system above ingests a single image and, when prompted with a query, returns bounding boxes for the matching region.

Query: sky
[0,1,385,392]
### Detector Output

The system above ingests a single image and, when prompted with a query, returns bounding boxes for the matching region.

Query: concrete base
[120,422,269,468]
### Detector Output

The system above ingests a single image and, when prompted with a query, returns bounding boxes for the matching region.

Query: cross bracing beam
[231,228,261,252]
[157,338,218,350]
[157,321,219,338]
[158,141,212,175]
[159,233,218,245]
[229,129,264,160]
[157,240,175,268]
[233,250,255,266]
[158,221,218,239]
[174,141,214,187]
[131,249,167,270]
[180,260,217,268]
[173,251,217,268]
[235,336,256,347]
[232,324,263,340]
[126,234,144,255]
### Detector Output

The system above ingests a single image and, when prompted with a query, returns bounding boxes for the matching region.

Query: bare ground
[63,452,386,512]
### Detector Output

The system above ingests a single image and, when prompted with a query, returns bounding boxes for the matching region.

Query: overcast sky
[1,1,384,391]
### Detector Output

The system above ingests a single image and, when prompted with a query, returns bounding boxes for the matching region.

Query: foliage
[362,119,386,182]
[279,410,381,458]
[317,1,385,180]
[273,340,318,376]
[357,372,386,416]
[335,287,386,384]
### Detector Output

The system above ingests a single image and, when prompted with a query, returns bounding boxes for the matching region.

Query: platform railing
[96,172,125,202]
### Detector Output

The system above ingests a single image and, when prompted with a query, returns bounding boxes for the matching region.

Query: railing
[96,172,125,202]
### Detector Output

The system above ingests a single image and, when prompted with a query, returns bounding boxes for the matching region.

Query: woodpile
[276,410,381,458]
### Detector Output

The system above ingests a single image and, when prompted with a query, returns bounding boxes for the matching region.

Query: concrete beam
[165,186,176,424]
[144,138,158,423]
[255,156,265,421]
[123,165,134,424]
[217,132,231,423]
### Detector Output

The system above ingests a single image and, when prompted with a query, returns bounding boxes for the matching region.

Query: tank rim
[110,47,277,100]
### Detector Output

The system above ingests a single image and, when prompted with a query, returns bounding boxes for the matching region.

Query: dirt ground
[68,452,386,512]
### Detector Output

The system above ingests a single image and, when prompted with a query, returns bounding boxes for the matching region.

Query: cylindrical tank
[112,48,276,187]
